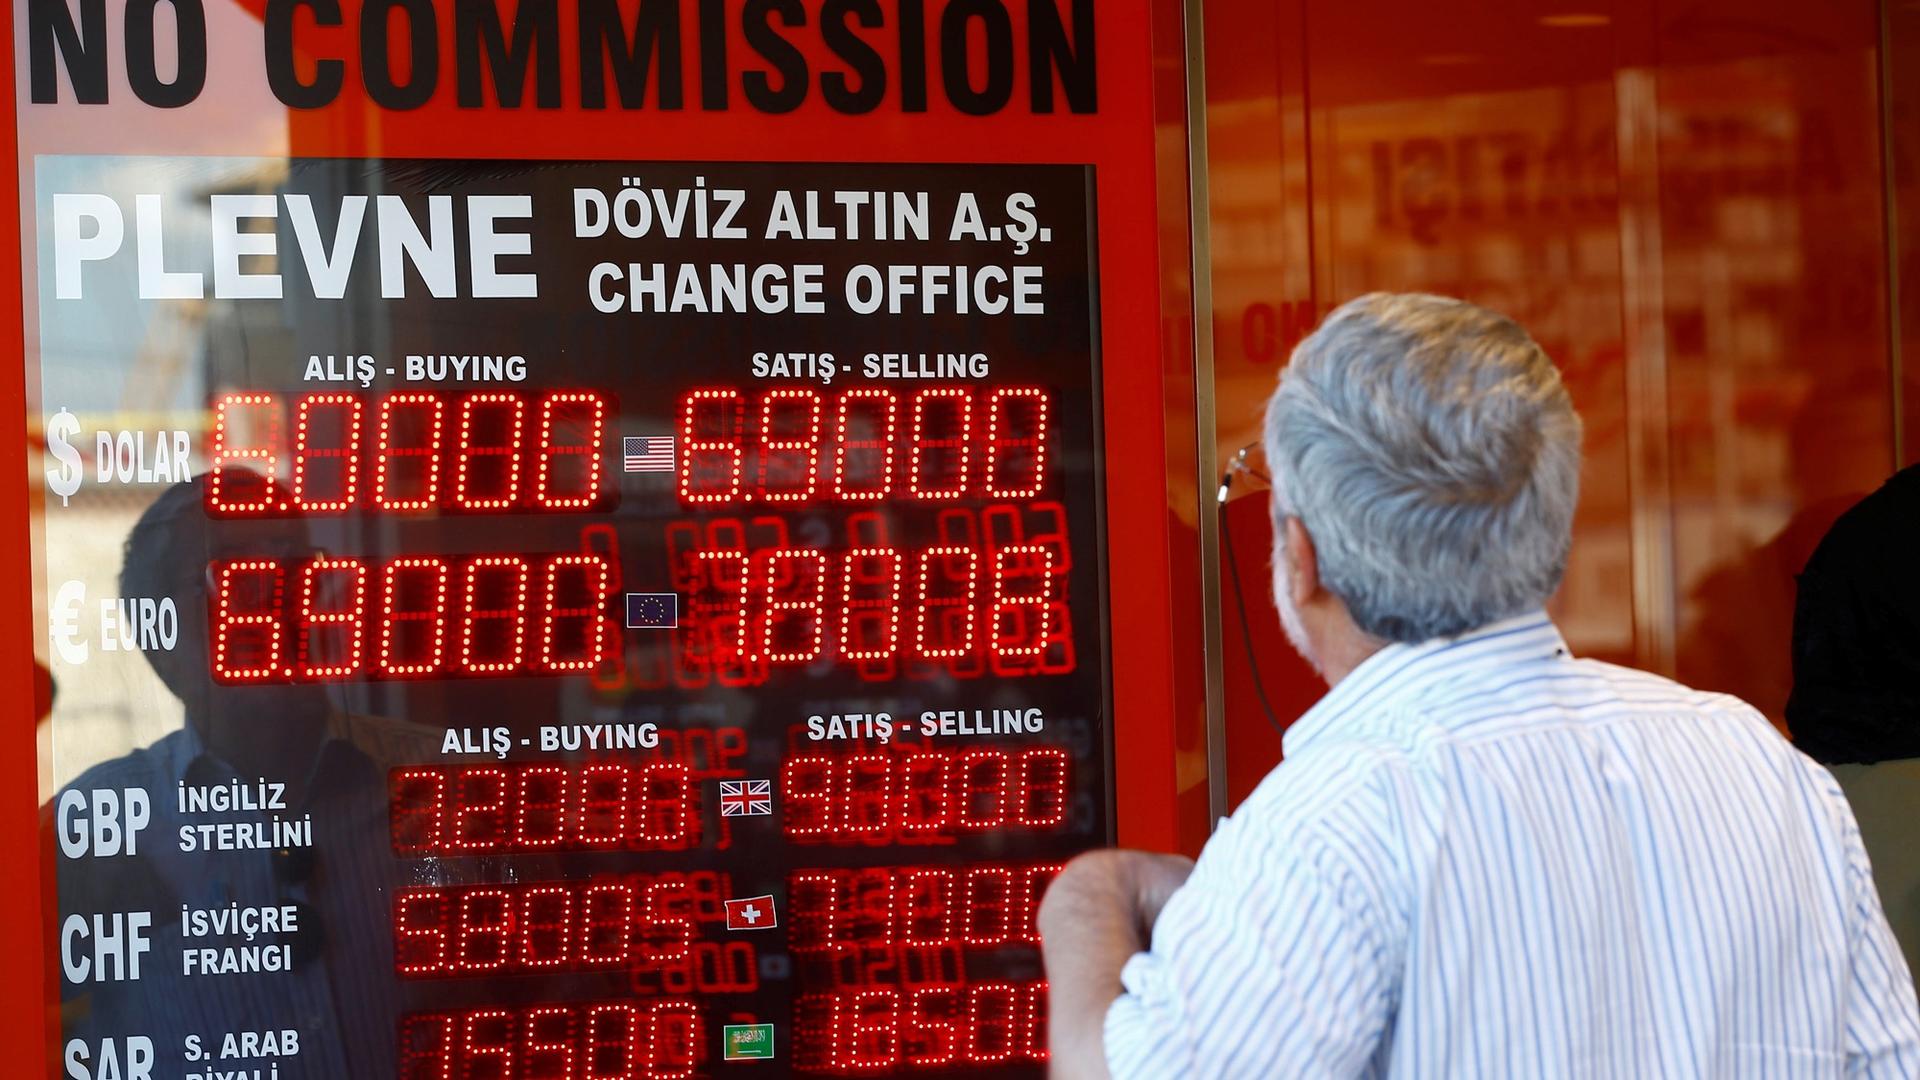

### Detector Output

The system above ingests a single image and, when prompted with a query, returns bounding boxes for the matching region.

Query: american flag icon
[719,779,773,817]
[624,436,675,473]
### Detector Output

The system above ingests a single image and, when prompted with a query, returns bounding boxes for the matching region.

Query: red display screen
[399,1000,706,1079]
[53,158,1108,1078]
[206,389,613,517]
[205,387,1072,686]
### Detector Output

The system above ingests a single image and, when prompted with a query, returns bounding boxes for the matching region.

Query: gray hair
[1263,292,1583,643]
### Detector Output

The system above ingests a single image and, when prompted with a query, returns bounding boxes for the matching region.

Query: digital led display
[47,157,1108,1078]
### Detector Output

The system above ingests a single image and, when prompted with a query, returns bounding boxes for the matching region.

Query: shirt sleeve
[1842,810,1920,1078]
[1103,802,1400,1078]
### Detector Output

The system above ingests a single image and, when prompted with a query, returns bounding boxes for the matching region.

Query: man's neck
[1313,623,1388,688]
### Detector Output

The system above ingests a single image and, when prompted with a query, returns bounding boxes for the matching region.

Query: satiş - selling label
[918,708,1046,737]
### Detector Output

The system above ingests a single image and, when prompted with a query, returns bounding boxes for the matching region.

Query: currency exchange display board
[39,156,1110,1078]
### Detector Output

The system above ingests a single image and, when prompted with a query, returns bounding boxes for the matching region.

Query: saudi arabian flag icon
[723,1023,776,1061]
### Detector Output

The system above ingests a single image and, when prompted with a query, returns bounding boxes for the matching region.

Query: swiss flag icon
[725,895,778,932]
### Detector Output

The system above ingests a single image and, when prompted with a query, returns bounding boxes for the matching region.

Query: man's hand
[1039,850,1196,1079]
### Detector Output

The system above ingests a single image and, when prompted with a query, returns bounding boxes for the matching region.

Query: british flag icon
[719,779,773,817]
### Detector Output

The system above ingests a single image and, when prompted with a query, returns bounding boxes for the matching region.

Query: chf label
[57,788,151,857]
[62,911,152,983]
[64,1037,154,1080]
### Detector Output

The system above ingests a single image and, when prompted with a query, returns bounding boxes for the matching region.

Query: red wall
[1205,0,1908,807]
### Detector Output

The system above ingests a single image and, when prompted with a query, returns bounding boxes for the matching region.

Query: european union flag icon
[626,593,679,629]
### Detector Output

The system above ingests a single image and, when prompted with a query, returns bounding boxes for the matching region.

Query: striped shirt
[1106,613,1920,1078]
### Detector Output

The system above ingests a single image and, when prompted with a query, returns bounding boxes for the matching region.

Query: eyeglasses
[1217,442,1271,505]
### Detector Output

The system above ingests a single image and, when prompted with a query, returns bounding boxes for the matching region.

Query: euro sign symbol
[45,408,83,507]
[51,579,87,666]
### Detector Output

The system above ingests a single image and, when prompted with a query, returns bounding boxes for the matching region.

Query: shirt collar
[1282,610,1571,757]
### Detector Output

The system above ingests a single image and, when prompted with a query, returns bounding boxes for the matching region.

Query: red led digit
[898,752,954,834]
[691,549,752,667]
[462,1009,516,1076]
[991,544,1057,659]
[451,767,509,851]
[576,763,629,848]
[455,888,514,972]
[454,392,526,510]
[786,871,840,953]
[512,765,568,849]
[844,868,896,949]
[397,1013,453,1080]
[579,882,635,966]
[832,387,898,500]
[459,556,530,674]
[646,1001,702,1080]
[372,392,445,511]
[378,557,450,676]
[393,889,449,976]
[583,1004,639,1080]
[295,556,367,680]
[782,754,836,838]
[1022,864,1064,946]
[984,386,1050,499]
[634,763,692,848]
[897,866,955,945]
[759,548,826,664]
[906,988,961,1067]
[756,387,823,502]
[838,546,902,662]
[518,887,575,971]
[963,866,1017,945]
[907,387,973,500]
[210,559,285,682]
[914,546,980,660]
[389,768,446,854]
[522,1006,576,1079]
[534,390,609,510]
[968,983,1020,1064]
[1023,982,1049,1062]
[290,393,363,512]
[641,878,694,964]
[539,554,614,672]
[207,392,281,515]
[957,747,1012,830]
[678,388,744,504]
[842,753,892,837]
[845,989,900,1069]
[1015,746,1071,828]
[703,941,759,993]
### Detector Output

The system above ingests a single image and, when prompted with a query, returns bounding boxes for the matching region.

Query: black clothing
[1788,465,1920,764]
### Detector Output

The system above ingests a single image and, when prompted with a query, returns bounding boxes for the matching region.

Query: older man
[1039,294,1920,1077]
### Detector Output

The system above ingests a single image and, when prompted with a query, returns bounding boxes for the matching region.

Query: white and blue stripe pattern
[1106,613,1920,1077]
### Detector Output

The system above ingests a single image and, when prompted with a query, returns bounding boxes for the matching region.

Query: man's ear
[1282,515,1321,605]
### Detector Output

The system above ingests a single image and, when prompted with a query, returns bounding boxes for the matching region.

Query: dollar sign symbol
[45,407,83,507]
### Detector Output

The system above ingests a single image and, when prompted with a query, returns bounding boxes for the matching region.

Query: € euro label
[723,1023,776,1061]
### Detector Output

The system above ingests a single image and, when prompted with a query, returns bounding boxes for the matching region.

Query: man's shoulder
[1235,739,1412,851]
[1564,656,1758,714]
